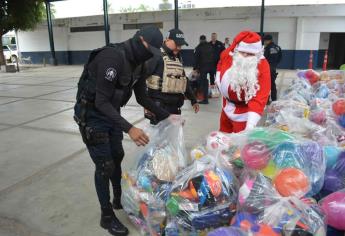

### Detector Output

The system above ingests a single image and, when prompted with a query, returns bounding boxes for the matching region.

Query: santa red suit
[216,31,271,133]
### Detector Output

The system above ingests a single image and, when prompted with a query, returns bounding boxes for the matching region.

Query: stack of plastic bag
[233,172,326,236]
[121,118,189,235]
[266,69,345,147]
[165,156,239,235]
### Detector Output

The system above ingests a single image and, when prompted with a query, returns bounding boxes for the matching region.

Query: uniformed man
[144,28,199,124]
[210,32,226,85]
[194,35,215,104]
[74,26,173,236]
[263,34,282,101]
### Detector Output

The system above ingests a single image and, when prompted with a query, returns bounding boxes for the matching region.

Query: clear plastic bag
[319,188,345,230]
[236,128,326,198]
[208,226,248,236]
[165,156,239,234]
[235,172,326,236]
[121,117,189,235]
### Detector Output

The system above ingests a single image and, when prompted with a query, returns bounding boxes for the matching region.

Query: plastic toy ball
[273,168,309,197]
[310,109,327,125]
[242,141,271,170]
[261,161,279,179]
[320,191,345,230]
[338,114,345,128]
[322,169,344,193]
[332,99,345,115]
[323,146,341,169]
[254,224,281,236]
[272,142,302,169]
[205,131,232,154]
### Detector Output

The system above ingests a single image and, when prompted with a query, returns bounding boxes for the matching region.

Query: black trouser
[270,68,278,101]
[74,103,124,209]
[209,68,216,85]
[199,68,214,101]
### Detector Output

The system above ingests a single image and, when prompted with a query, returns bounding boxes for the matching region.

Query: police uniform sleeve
[133,76,170,121]
[184,74,197,105]
[94,55,133,133]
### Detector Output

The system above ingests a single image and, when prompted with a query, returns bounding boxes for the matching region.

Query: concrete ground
[0,66,294,236]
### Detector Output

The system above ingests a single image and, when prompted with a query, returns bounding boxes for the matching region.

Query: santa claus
[216,31,271,133]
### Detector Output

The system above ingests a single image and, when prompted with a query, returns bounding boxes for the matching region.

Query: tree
[120,4,153,13]
[0,0,46,65]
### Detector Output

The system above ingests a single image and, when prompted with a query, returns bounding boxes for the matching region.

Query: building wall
[18,4,345,69]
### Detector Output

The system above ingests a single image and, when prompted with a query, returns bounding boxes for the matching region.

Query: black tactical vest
[76,43,143,108]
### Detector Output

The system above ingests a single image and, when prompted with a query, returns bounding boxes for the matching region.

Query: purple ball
[322,169,345,193]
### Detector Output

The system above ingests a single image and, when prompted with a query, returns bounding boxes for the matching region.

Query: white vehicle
[2,45,18,63]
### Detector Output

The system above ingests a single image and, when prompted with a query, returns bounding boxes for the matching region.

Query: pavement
[0,65,295,236]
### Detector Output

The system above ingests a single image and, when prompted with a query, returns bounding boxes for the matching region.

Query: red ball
[333,99,345,116]
[273,168,309,197]
[242,141,271,170]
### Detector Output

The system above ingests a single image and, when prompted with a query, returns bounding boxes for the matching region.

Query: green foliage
[0,0,46,35]
[120,4,153,13]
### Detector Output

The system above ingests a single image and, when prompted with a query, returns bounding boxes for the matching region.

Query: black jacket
[145,44,197,107]
[264,42,282,69]
[210,40,225,66]
[83,39,170,132]
[194,41,214,71]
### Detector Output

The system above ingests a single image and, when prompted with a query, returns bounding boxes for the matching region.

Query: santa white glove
[245,112,261,131]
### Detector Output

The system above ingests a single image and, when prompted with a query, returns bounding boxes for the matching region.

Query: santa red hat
[229,31,263,54]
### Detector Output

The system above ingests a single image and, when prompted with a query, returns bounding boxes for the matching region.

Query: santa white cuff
[246,111,261,129]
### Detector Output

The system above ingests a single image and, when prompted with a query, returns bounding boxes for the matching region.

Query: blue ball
[338,115,345,128]
[272,142,302,169]
[324,146,341,169]
[315,84,329,98]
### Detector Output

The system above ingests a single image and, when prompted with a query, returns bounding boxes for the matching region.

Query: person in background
[224,37,231,48]
[263,34,282,102]
[210,32,226,86]
[194,35,215,104]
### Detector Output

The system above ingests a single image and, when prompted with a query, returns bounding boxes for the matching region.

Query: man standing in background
[210,32,226,86]
[263,34,282,102]
[194,35,215,104]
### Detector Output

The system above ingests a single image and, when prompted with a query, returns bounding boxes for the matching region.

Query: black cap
[167,29,188,46]
[136,25,163,49]
[200,35,206,40]
[263,34,273,41]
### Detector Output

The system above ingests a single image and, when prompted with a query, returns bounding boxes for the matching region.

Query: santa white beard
[223,51,260,103]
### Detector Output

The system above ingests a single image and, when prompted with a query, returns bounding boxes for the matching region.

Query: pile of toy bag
[122,70,345,236]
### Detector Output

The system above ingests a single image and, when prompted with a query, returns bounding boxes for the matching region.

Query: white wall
[17,4,345,52]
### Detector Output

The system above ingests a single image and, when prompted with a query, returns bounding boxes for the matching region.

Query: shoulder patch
[105,67,117,82]
[270,47,278,54]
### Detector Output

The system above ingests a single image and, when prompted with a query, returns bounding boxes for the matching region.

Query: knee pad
[95,158,115,178]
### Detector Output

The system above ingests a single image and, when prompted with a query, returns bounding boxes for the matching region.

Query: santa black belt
[226,97,246,106]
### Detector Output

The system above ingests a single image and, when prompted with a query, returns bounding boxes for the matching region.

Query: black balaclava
[130,25,163,64]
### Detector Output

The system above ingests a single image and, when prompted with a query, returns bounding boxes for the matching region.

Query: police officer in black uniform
[194,35,215,104]
[74,26,172,236]
[263,34,282,101]
[210,32,225,85]
[144,29,199,124]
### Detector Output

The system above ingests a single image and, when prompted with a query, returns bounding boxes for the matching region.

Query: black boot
[112,187,123,210]
[100,207,129,236]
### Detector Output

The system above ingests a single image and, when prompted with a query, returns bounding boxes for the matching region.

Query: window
[123,22,163,30]
[70,25,108,33]
[2,46,9,51]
